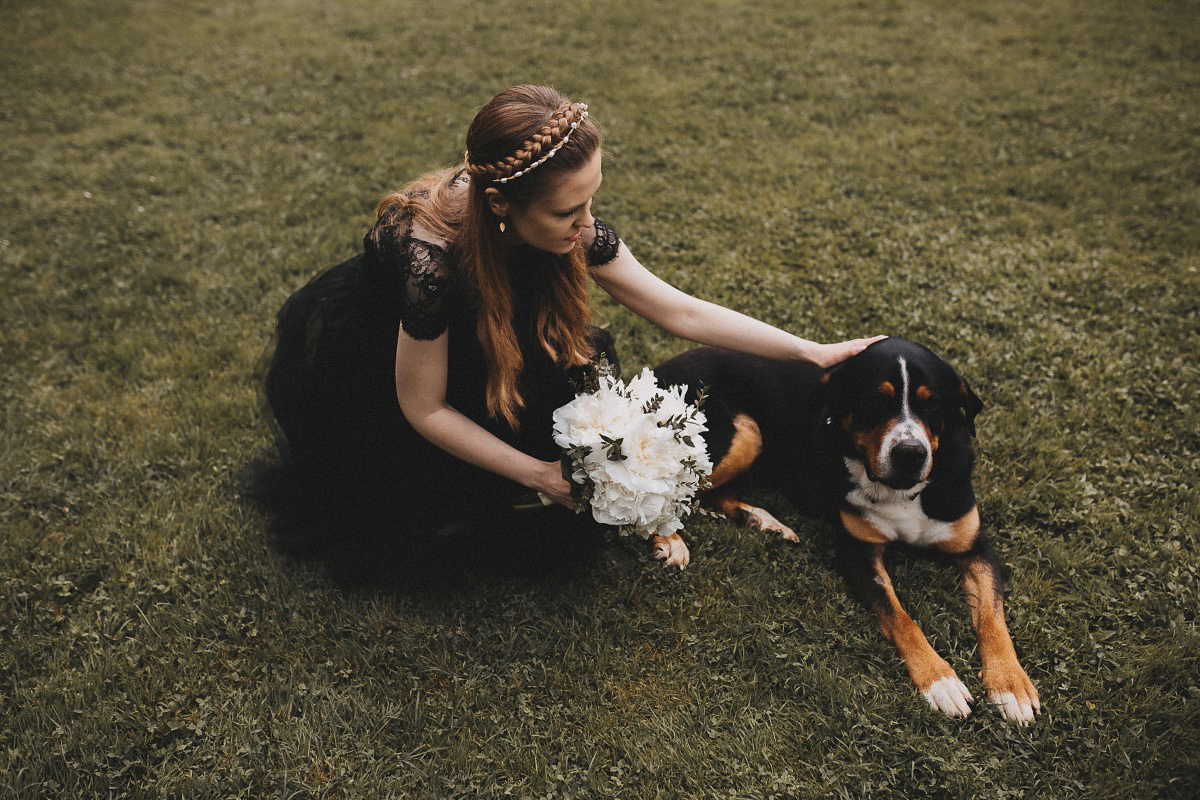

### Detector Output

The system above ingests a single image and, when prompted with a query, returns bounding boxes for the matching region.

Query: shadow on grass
[239,452,612,596]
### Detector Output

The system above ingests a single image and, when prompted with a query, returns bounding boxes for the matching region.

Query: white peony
[552,383,634,450]
[551,363,712,541]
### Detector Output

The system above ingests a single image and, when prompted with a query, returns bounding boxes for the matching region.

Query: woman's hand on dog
[808,335,888,368]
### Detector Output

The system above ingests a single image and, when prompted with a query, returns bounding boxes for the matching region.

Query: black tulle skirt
[247,254,620,585]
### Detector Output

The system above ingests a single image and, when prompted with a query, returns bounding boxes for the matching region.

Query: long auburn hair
[375,85,601,429]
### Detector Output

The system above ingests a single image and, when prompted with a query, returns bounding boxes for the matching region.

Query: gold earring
[499,219,506,234]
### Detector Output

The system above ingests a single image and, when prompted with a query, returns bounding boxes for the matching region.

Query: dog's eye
[913,397,945,429]
[909,390,943,419]
[852,395,893,425]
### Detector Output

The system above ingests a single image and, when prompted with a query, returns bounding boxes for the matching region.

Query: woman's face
[495,148,603,255]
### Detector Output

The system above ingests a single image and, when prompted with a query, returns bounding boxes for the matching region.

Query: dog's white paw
[982,663,1041,725]
[922,676,975,719]
[650,533,690,570]
[744,507,799,543]
[989,689,1040,726]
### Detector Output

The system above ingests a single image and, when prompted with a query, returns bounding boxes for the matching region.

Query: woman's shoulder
[365,204,453,277]
[359,193,460,341]
[365,170,468,266]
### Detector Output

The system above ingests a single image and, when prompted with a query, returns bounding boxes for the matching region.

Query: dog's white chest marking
[844,458,954,547]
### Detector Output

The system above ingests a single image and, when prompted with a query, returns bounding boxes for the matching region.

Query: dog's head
[820,338,983,490]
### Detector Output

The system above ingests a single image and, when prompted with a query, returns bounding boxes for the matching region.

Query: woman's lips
[566,231,582,242]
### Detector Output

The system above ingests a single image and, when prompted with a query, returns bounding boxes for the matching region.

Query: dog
[652,337,1041,724]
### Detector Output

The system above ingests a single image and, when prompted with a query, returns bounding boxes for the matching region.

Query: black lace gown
[254,201,623,577]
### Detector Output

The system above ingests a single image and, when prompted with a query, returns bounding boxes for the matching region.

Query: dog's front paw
[919,672,975,719]
[983,665,1041,725]
[743,506,799,543]
[649,533,690,570]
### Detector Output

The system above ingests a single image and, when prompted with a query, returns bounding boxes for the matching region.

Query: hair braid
[465,101,588,184]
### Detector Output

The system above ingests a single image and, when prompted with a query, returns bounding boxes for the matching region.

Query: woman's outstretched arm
[394,329,575,507]
[590,243,884,368]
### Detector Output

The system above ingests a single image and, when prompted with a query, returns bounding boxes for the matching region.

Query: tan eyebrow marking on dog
[916,385,932,401]
[879,381,896,397]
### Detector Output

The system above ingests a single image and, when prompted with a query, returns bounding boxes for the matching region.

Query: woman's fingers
[819,335,888,367]
[537,461,576,510]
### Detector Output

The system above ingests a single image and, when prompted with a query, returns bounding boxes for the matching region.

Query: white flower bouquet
[549,358,713,544]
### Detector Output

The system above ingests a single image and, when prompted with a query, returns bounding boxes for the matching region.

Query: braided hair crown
[463,86,594,188]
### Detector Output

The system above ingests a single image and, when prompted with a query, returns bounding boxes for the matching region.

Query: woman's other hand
[529,459,576,510]
[808,335,888,368]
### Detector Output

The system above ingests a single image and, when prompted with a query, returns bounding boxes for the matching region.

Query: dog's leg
[706,413,762,489]
[953,541,1041,725]
[709,494,799,543]
[649,532,690,569]
[836,535,975,718]
[704,413,799,543]
[932,510,1041,725]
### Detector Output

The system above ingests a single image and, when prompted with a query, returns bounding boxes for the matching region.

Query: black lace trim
[365,212,453,341]
[400,238,451,340]
[587,218,621,267]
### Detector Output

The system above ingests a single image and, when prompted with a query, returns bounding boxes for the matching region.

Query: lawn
[1,0,1197,797]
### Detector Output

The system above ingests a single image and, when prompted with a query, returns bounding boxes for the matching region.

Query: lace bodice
[364,210,622,341]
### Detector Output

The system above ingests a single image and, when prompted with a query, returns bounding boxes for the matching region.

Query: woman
[257,85,880,579]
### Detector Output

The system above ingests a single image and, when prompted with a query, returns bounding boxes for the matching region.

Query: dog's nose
[891,438,928,472]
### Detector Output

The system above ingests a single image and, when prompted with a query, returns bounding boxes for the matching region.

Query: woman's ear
[484,187,510,220]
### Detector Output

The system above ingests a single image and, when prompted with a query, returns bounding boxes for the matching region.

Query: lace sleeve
[399,238,452,339]
[365,217,453,340]
[586,218,622,267]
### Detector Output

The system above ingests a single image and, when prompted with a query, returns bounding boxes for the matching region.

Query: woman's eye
[556,199,591,218]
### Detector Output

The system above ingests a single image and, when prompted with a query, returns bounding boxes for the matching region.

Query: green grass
[2,0,1198,796]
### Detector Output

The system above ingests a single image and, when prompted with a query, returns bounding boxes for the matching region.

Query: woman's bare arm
[590,243,884,368]
[394,329,575,508]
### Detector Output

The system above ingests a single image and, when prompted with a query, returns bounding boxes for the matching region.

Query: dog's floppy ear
[957,377,984,436]
[818,365,849,429]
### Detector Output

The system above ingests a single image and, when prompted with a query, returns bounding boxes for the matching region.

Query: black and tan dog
[652,337,1040,724]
